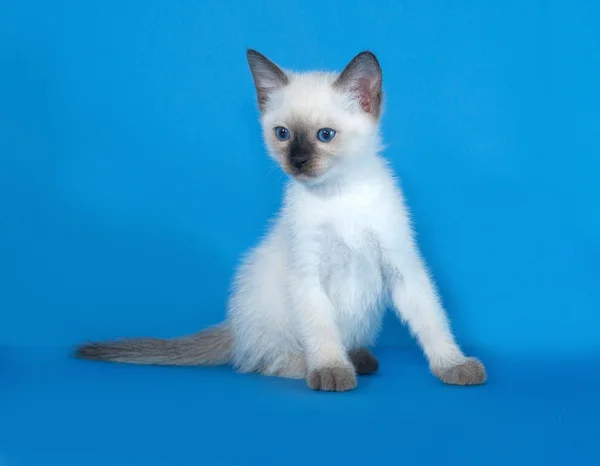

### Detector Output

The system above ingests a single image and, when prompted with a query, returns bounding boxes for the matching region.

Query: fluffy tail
[74,323,232,366]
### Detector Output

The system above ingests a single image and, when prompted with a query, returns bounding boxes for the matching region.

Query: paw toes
[435,358,487,386]
[307,366,357,392]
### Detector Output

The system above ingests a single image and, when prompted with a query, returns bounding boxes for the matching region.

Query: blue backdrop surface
[1,1,599,465]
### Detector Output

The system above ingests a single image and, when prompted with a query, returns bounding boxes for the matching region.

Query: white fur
[227,68,468,379]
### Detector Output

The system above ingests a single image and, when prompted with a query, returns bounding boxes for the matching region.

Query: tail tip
[74,342,106,361]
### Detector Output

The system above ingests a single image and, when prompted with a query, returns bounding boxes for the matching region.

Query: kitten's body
[77,51,486,390]
[231,155,393,377]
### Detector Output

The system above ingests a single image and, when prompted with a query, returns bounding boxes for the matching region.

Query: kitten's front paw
[307,366,357,392]
[434,357,487,386]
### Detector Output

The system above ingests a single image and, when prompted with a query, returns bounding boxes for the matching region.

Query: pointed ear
[246,49,288,112]
[333,51,383,118]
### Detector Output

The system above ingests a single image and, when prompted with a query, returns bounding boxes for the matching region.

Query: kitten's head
[247,50,383,184]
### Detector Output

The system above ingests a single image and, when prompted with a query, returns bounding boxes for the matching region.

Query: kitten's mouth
[285,159,325,180]
[280,156,326,182]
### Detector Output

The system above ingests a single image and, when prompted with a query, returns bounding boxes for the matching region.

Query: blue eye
[275,127,290,141]
[317,128,336,142]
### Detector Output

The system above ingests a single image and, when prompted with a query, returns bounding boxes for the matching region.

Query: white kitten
[76,50,486,391]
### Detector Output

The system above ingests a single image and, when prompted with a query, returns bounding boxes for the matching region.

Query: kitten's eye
[274,127,290,141]
[316,128,336,143]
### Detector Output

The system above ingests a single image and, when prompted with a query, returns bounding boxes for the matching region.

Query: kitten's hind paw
[307,366,357,392]
[348,348,379,375]
[434,357,487,386]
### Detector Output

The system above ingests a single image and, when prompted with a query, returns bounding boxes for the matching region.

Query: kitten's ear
[247,49,288,112]
[333,51,383,118]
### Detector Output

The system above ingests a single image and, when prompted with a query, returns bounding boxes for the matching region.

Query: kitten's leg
[289,285,357,392]
[386,252,486,385]
[348,348,379,375]
[263,354,307,379]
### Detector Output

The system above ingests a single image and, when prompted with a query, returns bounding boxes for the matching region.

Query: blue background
[1,1,599,465]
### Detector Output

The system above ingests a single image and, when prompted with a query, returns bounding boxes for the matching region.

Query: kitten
[76,50,486,391]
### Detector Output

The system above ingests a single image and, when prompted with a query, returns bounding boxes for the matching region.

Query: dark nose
[290,152,309,169]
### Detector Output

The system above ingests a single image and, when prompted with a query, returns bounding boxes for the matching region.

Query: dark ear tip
[356,51,381,67]
[358,51,376,58]
[246,49,265,63]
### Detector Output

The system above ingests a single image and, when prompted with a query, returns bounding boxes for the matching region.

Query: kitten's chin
[287,169,327,185]
[281,165,326,185]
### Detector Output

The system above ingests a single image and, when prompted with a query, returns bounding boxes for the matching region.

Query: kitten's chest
[291,182,392,291]
[310,192,386,279]
[316,191,385,241]
[317,221,384,308]
[317,216,381,267]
